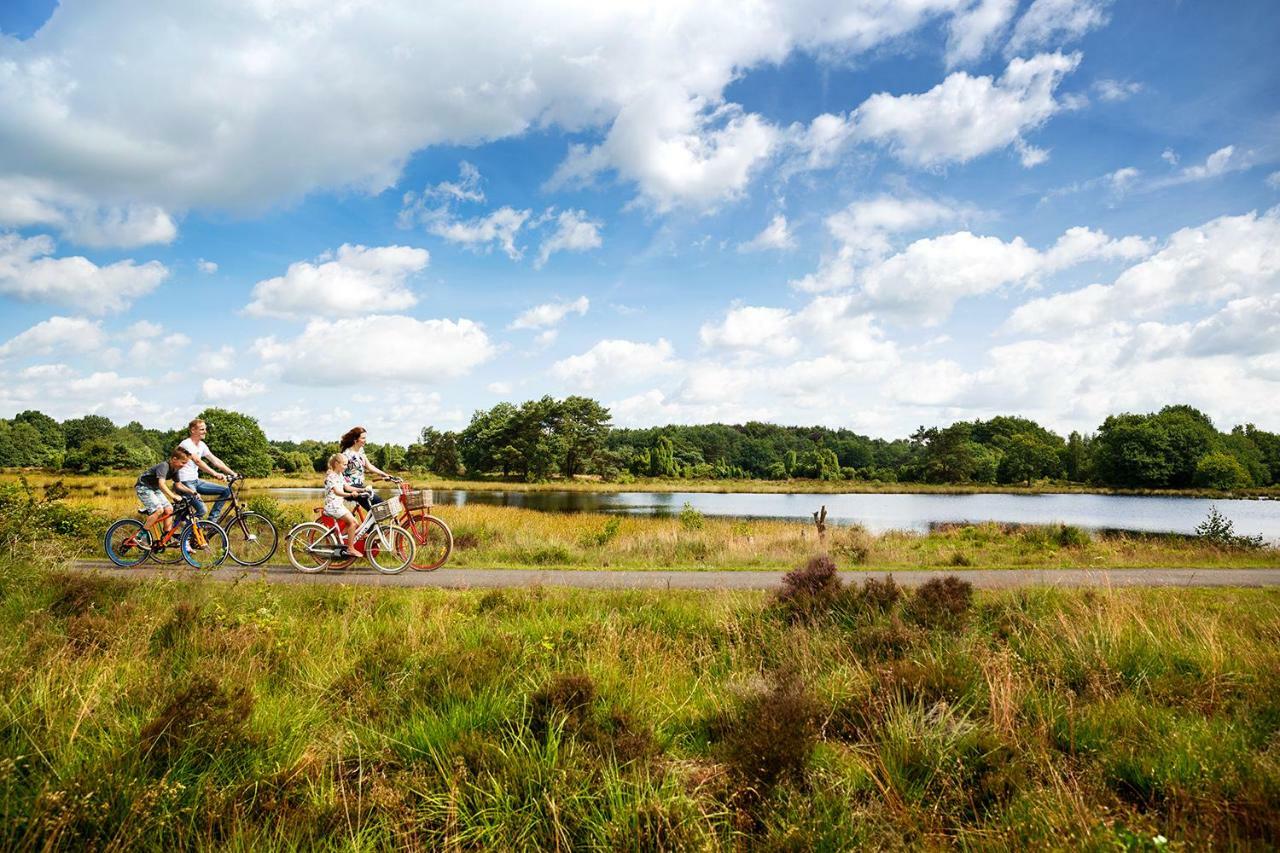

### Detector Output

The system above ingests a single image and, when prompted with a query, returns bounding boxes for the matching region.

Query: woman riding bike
[339,425,396,511]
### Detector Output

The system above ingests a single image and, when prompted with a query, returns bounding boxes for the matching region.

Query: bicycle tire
[225,511,279,566]
[104,518,151,568]
[148,526,184,564]
[366,523,415,575]
[405,513,453,571]
[286,522,337,573]
[181,520,229,569]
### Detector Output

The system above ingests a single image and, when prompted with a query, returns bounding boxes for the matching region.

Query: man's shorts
[135,484,170,514]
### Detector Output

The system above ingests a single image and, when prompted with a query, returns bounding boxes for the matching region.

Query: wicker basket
[370,495,402,521]
[403,488,433,511]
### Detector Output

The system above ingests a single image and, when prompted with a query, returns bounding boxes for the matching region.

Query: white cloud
[738,214,795,252]
[0,233,168,313]
[510,296,590,330]
[535,210,603,268]
[0,316,106,359]
[245,244,428,319]
[790,194,963,293]
[197,259,218,274]
[1093,78,1142,102]
[254,315,495,385]
[1162,148,1179,166]
[1266,171,1280,190]
[551,338,682,391]
[0,177,177,248]
[534,329,559,348]
[0,1,980,220]
[424,206,530,260]
[486,381,513,395]
[202,377,266,401]
[1173,145,1239,182]
[946,0,1018,67]
[1007,0,1111,55]
[202,346,235,372]
[1006,209,1280,335]
[855,52,1081,169]
[700,305,799,356]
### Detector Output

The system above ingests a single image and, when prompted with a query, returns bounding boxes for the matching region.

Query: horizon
[1,1,1278,445]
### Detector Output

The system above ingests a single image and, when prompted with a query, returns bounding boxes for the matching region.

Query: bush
[1194,452,1251,490]
[677,502,705,531]
[717,671,820,803]
[1195,505,1265,550]
[908,576,974,630]
[0,479,101,543]
[773,554,845,624]
[857,575,903,614]
[831,525,874,564]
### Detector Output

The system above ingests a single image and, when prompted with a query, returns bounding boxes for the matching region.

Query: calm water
[264,488,1280,540]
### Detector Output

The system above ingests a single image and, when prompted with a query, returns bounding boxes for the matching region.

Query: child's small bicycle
[318,479,453,572]
[284,494,416,575]
[103,496,230,570]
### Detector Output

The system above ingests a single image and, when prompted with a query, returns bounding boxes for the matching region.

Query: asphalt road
[65,561,1280,590]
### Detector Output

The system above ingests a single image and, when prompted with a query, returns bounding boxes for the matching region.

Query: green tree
[1153,405,1219,488]
[63,434,157,473]
[62,414,116,450]
[650,436,677,477]
[558,396,612,478]
[1062,431,1092,482]
[1194,452,1251,489]
[14,410,64,451]
[998,433,1062,485]
[507,396,563,481]
[1093,414,1174,487]
[459,403,518,477]
[195,408,273,477]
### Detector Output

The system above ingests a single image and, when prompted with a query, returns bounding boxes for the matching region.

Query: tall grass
[0,558,1276,848]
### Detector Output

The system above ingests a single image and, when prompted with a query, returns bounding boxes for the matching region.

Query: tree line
[3,399,1279,490]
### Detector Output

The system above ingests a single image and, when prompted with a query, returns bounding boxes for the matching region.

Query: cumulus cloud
[1267,171,1280,190]
[738,214,795,252]
[0,178,177,248]
[202,377,266,401]
[197,259,218,274]
[946,0,1018,67]
[700,305,799,356]
[1093,78,1142,102]
[0,233,168,313]
[1006,0,1111,56]
[550,338,682,391]
[855,52,1081,169]
[1006,209,1280,335]
[510,296,589,331]
[253,315,495,385]
[0,316,106,359]
[245,244,428,319]
[0,1,983,220]
[1149,145,1247,188]
[535,210,603,268]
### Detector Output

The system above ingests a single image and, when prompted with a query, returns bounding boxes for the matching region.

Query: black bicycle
[213,474,279,566]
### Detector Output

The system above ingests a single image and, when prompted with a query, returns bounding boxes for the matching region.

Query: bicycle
[317,478,452,571]
[284,493,416,575]
[104,495,229,570]
[212,473,279,566]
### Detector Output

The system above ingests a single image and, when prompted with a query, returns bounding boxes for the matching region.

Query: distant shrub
[908,576,974,631]
[857,575,903,614]
[832,525,874,564]
[1194,452,1251,490]
[578,517,622,548]
[1056,524,1091,548]
[948,551,973,567]
[1195,505,1264,550]
[677,502,705,531]
[0,479,100,543]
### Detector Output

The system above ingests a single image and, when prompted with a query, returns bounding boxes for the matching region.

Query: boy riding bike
[135,446,197,542]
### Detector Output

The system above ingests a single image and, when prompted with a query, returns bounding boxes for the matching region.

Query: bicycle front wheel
[286,522,337,573]
[104,519,151,567]
[366,523,415,575]
[181,520,229,569]
[406,514,453,571]
[226,511,279,566]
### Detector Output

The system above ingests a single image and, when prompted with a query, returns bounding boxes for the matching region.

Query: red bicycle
[309,478,452,571]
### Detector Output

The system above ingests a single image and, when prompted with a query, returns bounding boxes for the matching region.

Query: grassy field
[1,556,1277,849]
[6,469,1279,499]
[9,473,1280,570]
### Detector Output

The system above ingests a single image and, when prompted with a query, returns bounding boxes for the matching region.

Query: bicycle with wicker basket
[285,493,416,574]
[311,478,453,572]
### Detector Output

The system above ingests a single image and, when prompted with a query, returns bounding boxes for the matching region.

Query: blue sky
[1,0,1278,444]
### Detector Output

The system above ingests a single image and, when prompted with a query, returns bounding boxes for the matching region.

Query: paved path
[65,561,1280,590]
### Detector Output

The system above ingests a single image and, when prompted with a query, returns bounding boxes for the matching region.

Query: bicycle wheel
[181,520,229,569]
[148,527,184,564]
[366,523,415,575]
[286,522,338,573]
[406,514,453,571]
[104,519,151,567]
[225,511,279,566]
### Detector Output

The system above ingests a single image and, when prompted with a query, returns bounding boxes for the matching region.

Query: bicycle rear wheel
[104,519,151,567]
[181,520,229,569]
[226,511,279,566]
[366,523,415,575]
[286,522,337,573]
[406,514,453,571]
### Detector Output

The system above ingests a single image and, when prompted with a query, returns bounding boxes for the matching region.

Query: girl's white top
[323,471,347,517]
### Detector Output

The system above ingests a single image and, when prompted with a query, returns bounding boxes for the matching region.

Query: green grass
[0,556,1277,849]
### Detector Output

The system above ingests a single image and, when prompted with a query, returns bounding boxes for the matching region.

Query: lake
[264,488,1280,541]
